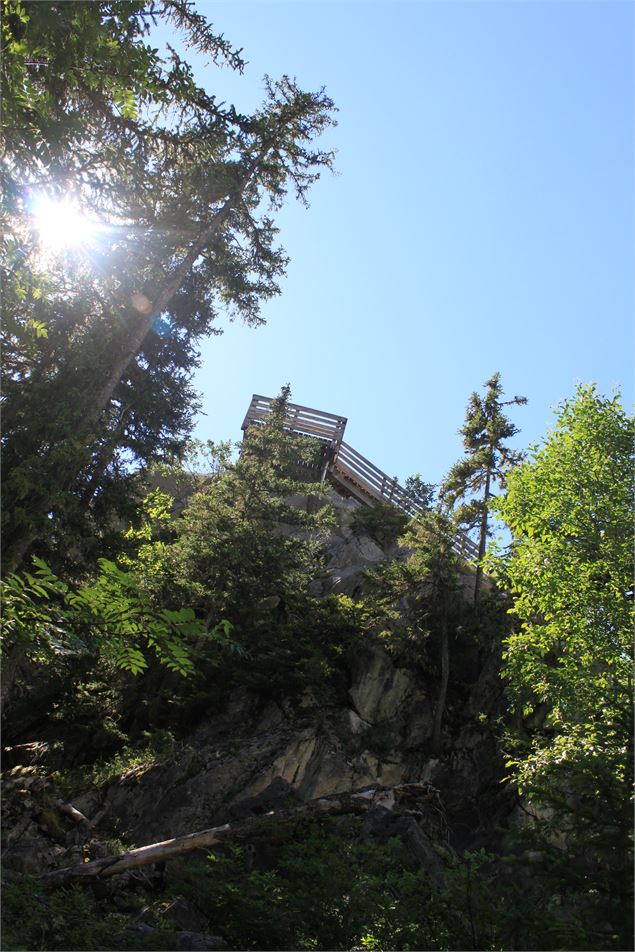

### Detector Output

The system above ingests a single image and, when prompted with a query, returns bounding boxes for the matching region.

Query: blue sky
[155,0,633,487]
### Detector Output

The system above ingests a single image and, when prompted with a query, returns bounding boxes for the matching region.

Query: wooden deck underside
[330,462,385,506]
[242,394,480,563]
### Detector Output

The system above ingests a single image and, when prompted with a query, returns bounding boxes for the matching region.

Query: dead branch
[59,803,89,824]
[43,823,231,885]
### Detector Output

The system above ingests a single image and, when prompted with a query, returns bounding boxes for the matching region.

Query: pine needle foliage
[441,372,527,605]
[1,2,337,573]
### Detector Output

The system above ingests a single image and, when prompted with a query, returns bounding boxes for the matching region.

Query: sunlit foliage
[489,385,634,949]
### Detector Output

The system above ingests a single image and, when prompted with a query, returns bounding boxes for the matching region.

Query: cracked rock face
[89,637,504,853]
[6,488,511,877]
[349,646,423,724]
[64,497,504,854]
[97,700,393,844]
[325,520,387,596]
[283,488,388,598]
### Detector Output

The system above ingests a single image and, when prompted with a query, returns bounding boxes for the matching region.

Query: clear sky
[154,0,633,487]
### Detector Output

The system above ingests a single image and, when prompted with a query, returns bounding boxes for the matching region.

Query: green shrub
[163,818,600,951]
[1,876,179,951]
[166,817,437,950]
[351,502,409,548]
[2,878,112,951]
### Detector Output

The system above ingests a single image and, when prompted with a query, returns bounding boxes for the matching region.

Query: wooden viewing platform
[242,394,480,563]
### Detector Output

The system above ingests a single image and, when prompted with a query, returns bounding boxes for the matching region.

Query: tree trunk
[79,407,132,509]
[474,466,491,607]
[86,131,278,430]
[432,610,449,753]
[87,202,235,430]
[2,193,237,575]
[41,786,384,886]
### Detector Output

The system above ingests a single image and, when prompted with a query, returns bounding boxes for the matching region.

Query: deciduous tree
[489,385,634,948]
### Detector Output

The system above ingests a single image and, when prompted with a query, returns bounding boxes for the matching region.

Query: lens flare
[31,194,100,252]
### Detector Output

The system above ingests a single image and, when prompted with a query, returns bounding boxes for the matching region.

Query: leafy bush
[0,553,204,679]
[2,879,98,951]
[166,816,437,950]
[163,817,593,951]
[1,875,184,951]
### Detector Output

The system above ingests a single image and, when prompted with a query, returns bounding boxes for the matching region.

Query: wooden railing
[331,442,479,561]
[242,394,347,447]
[333,441,420,515]
[242,395,480,563]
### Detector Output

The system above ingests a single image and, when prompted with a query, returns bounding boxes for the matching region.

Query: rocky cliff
[2,488,517,950]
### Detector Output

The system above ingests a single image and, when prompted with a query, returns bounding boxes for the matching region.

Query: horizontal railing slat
[244,419,343,442]
[243,396,346,445]
[247,414,341,441]
[247,395,347,427]
[245,407,342,429]
[336,451,386,491]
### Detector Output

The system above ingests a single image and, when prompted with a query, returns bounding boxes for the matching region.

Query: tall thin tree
[441,373,526,606]
[403,508,462,753]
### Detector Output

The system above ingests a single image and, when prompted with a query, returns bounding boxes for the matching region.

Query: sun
[31,193,101,253]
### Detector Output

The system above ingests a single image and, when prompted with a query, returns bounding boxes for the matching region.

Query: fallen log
[41,782,440,887]
[41,792,371,885]
[42,823,230,885]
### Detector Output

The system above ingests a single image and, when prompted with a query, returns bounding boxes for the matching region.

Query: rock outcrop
[2,485,513,911]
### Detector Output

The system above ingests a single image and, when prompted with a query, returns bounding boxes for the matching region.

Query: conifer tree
[441,373,526,605]
[1,2,336,574]
[168,385,330,622]
[136,387,353,705]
